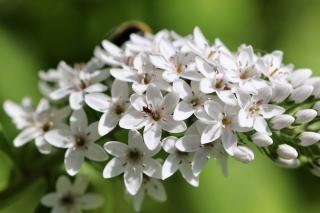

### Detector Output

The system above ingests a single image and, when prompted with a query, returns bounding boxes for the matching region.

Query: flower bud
[298,132,320,146]
[276,144,298,159]
[251,132,273,147]
[313,101,320,115]
[294,109,317,124]
[287,68,312,88]
[270,114,295,130]
[271,82,292,103]
[233,145,254,163]
[289,85,313,103]
[276,158,300,169]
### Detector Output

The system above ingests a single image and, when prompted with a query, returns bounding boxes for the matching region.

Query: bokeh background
[0,0,320,212]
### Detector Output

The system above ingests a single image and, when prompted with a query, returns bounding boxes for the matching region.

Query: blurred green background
[0,0,320,212]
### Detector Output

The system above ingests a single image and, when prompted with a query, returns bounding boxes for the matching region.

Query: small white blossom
[298,132,320,147]
[45,109,108,176]
[41,175,103,213]
[4,98,70,154]
[289,85,314,103]
[119,86,186,150]
[85,80,130,136]
[276,158,300,169]
[131,176,167,212]
[270,114,295,130]
[294,109,317,124]
[103,130,161,195]
[251,132,273,147]
[276,144,298,160]
[233,145,254,163]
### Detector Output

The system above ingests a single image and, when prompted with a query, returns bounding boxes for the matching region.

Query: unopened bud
[276,158,300,169]
[276,144,298,159]
[313,101,320,115]
[294,109,317,124]
[233,145,254,163]
[271,82,292,103]
[270,114,295,130]
[298,132,320,146]
[289,85,313,103]
[251,132,273,147]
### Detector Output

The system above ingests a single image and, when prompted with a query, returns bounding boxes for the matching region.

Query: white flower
[287,68,312,88]
[237,87,285,134]
[200,100,248,155]
[289,85,313,103]
[175,121,229,176]
[85,80,130,136]
[270,82,292,103]
[173,79,211,121]
[150,39,202,82]
[110,53,171,94]
[45,109,108,176]
[196,58,238,106]
[233,145,254,163]
[187,26,229,63]
[276,144,298,160]
[298,132,320,147]
[3,97,34,130]
[48,61,109,110]
[270,114,295,130]
[4,98,70,154]
[219,45,265,94]
[161,136,199,187]
[294,109,317,124]
[95,40,136,67]
[132,176,167,212]
[103,130,162,195]
[119,86,187,150]
[251,132,273,147]
[41,175,103,213]
[313,101,320,115]
[276,158,300,169]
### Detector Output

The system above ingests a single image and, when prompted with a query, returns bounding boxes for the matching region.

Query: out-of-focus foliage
[0,0,319,212]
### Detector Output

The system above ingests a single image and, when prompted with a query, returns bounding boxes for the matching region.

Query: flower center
[176,64,185,74]
[75,136,86,147]
[127,149,143,163]
[190,97,200,107]
[42,121,53,132]
[215,79,225,89]
[222,116,232,126]
[240,69,250,80]
[60,193,74,206]
[143,106,161,121]
[142,73,151,84]
[114,104,125,115]
[79,80,88,90]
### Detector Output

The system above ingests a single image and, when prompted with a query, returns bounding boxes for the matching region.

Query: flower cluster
[4,26,320,211]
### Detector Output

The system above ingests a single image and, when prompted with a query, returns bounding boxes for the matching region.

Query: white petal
[64,148,84,176]
[180,163,199,187]
[103,157,126,178]
[217,90,237,106]
[260,104,285,119]
[143,123,162,151]
[238,109,254,128]
[159,40,176,60]
[56,176,72,193]
[219,52,237,70]
[124,167,143,195]
[130,94,147,111]
[192,151,209,176]
[162,71,179,82]
[146,179,167,202]
[162,93,179,114]
[102,40,122,57]
[70,108,88,134]
[85,142,108,161]
[201,122,222,144]
[162,136,177,153]
[162,154,180,179]
[98,110,119,136]
[271,82,292,103]
[173,101,194,121]
[204,100,223,120]
[69,91,84,110]
[172,79,192,99]
[84,83,107,93]
[143,158,162,178]
[85,93,111,112]
[13,127,41,147]
[161,116,187,133]
[112,80,130,101]
[77,194,104,210]
[36,99,50,114]
[119,109,147,130]
[233,145,254,163]
[176,135,201,152]
[86,122,100,142]
[150,55,170,70]
[146,85,163,107]
[45,129,73,148]
[253,116,270,134]
[35,136,53,155]
[221,128,237,156]
[73,175,89,195]
[290,85,313,103]
[181,71,203,81]
[288,68,312,88]
[104,141,128,157]
[110,68,137,83]
[41,193,58,207]
[128,130,149,153]
[195,57,215,78]
[50,87,72,100]
[193,26,208,49]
